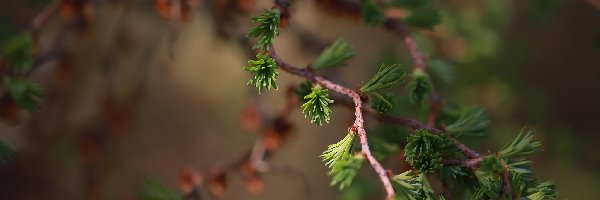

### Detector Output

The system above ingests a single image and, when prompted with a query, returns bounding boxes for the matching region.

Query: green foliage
[498,129,541,159]
[361,0,385,26]
[312,38,355,70]
[247,9,280,50]
[404,129,455,173]
[360,64,405,93]
[301,84,334,126]
[0,140,15,167]
[476,156,504,178]
[138,180,183,200]
[321,130,356,168]
[471,172,551,200]
[526,181,557,200]
[2,33,33,73]
[369,92,395,114]
[328,153,364,190]
[4,77,44,112]
[407,69,432,105]
[508,159,533,175]
[440,165,471,184]
[509,172,528,198]
[244,53,279,94]
[471,177,502,200]
[444,107,490,138]
[391,171,425,200]
[388,0,429,8]
[403,7,442,30]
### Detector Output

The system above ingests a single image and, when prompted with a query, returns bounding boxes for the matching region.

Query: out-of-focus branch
[182,86,307,198]
[31,2,59,38]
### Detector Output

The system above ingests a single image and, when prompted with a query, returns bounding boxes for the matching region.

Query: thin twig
[383,19,426,69]
[442,157,483,171]
[502,163,513,198]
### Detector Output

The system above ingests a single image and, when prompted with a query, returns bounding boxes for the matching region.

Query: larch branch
[269,46,396,199]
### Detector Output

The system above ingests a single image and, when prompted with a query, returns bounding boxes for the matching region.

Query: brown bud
[179,167,202,195]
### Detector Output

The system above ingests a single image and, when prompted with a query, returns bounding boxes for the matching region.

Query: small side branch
[383,19,426,69]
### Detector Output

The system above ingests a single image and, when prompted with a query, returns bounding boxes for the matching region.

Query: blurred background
[0,0,599,199]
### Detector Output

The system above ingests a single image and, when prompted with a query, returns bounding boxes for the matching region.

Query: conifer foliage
[301,84,334,126]
[239,1,557,199]
[0,0,563,199]
[244,53,279,94]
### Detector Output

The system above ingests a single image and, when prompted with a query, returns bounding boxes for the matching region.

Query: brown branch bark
[502,163,513,198]
[269,46,396,199]
[383,19,426,70]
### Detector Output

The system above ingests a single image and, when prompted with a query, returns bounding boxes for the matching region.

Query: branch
[269,46,396,199]
[383,19,426,70]
[333,95,481,159]
[502,163,513,198]
[441,157,483,171]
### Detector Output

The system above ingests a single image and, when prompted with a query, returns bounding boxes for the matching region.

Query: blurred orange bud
[315,0,361,20]
[245,175,264,195]
[179,167,203,195]
[241,101,262,133]
[240,155,257,177]
[60,0,93,26]
[208,167,227,197]
[263,117,294,151]
[155,0,200,22]
[236,0,256,13]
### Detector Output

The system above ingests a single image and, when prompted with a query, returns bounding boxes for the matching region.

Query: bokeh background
[0,0,599,199]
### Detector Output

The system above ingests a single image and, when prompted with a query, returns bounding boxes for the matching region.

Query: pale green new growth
[508,159,533,175]
[360,63,405,93]
[526,181,557,200]
[471,177,501,200]
[301,84,334,126]
[312,38,355,70]
[244,53,279,94]
[476,156,504,178]
[499,129,541,159]
[392,171,431,200]
[247,9,281,50]
[321,130,356,168]
[328,153,364,190]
